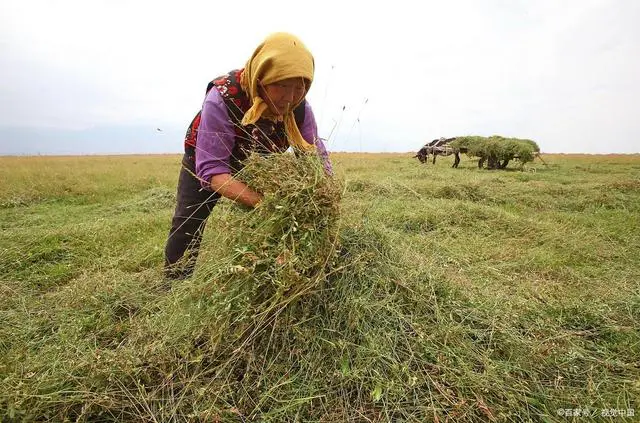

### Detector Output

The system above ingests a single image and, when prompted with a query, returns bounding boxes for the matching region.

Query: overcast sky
[1,0,639,154]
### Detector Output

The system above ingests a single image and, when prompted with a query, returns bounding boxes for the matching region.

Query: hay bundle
[220,151,342,305]
[451,135,540,167]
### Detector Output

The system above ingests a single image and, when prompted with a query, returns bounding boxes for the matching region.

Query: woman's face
[259,77,307,116]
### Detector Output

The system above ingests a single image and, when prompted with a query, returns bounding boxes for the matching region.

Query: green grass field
[1,153,639,422]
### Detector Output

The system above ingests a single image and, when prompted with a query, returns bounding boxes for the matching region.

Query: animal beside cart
[414,137,467,168]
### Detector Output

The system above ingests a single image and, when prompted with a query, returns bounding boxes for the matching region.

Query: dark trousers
[164,151,221,279]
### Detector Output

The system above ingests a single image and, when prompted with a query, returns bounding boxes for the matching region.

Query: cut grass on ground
[0,153,638,422]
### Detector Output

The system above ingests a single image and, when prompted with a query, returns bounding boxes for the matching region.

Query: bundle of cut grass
[189,152,343,321]
[451,135,540,168]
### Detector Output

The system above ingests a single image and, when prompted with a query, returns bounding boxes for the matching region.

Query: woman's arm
[195,89,262,207]
[210,173,262,208]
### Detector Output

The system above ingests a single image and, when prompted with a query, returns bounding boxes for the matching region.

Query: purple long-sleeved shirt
[195,88,332,190]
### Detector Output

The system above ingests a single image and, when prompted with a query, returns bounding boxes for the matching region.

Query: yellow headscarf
[240,32,315,151]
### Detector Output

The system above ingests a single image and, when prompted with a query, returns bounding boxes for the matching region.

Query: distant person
[164,32,332,280]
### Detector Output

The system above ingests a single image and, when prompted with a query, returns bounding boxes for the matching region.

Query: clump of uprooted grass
[2,153,638,421]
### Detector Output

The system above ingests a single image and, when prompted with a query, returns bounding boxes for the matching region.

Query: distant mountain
[0,125,185,155]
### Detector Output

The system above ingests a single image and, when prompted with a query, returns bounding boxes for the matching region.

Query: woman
[164,32,332,280]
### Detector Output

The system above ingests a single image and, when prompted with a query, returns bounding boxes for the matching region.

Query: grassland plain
[0,153,639,422]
